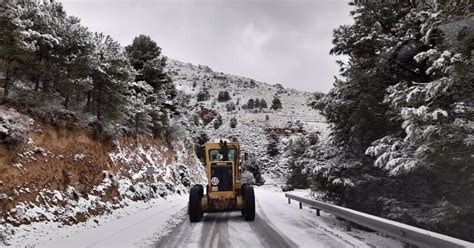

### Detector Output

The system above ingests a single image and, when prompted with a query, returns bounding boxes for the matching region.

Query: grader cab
[189,140,255,222]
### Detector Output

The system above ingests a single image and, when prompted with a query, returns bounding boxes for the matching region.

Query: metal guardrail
[285,193,474,248]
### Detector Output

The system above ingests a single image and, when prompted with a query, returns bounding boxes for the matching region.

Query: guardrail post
[299,202,302,209]
[288,198,291,204]
[345,220,352,232]
[316,209,320,216]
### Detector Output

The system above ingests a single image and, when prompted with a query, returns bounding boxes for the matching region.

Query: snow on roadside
[6,194,188,247]
[256,185,403,248]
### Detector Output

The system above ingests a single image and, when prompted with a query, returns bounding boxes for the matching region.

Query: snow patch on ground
[6,194,188,247]
[256,185,403,248]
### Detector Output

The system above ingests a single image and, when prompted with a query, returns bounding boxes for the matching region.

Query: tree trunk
[64,68,70,109]
[4,71,10,98]
[64,94,70,109]
[86,91,92,111]
[34,76,40,91]
[135,113,139,144]
[96,82,103,121]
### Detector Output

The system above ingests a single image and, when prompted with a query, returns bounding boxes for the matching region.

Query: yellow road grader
[189,140,255,222]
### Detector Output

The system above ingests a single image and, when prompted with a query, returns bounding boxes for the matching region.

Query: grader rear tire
[189,185,203,222]
[243,185,255,221]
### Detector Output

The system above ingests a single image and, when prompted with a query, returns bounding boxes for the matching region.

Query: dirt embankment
[0,111,203,227]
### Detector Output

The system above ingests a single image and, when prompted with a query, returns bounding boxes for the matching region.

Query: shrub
[230,117,237,128]
[197,89,210,101]
[217,91,231,102]
[213,115,223,129]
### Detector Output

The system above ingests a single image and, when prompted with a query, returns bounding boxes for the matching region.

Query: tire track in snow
[82,203,185,247]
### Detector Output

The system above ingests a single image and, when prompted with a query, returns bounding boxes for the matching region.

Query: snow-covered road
[156,187,403,248]
[11,187,402,247]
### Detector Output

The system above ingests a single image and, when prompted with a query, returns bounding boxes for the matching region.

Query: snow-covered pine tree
[213,114,223,129]
[90,33,134,121]
[125,34,176,136]
[285,136,310,189]
[254,98,260,108]
[266,131,279,156]
[271,96,282,110]
[0,2,30,99]
[245,155,265,185]
[217,91,231,102]
[229,117,237,128]
[316,0,474,241]
[246,98,255,109]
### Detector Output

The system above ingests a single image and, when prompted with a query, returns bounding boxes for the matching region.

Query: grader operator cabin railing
[285,193,474,248]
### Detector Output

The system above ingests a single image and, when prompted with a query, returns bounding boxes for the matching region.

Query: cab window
[209,149,236,161]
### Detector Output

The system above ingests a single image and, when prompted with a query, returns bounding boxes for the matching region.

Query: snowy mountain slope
[167,59,328,181]
[0,106,205,245]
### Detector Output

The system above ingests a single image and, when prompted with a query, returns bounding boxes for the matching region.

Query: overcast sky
[59,0,353,93]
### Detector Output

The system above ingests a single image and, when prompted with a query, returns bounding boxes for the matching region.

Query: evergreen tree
[271,96,282,110]
[0,2,27,98]
[260,99,268,109]
[125,35,176,136]
[90,33,134,121]
[246,98,254,109]
[254,98,260,108]
[56,16,94,109]
[229,117,237,128]
[197,88,210,101]
[314,0,474,241]
[225,102,236,112]
[217,90,231,102]
[285,136,310,189]
[125,34,161,72]
[245,155,265,185]
[266,131,279,156]
[213,114,223,129]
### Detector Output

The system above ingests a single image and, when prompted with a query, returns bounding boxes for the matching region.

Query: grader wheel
[242,184,255,221]
[189,184,203,222]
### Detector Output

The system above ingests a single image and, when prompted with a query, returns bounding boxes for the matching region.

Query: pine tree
[260,99,268,109]
[197,88,210,101]
[125,35,175,136]
[254,98,260,108]
[285,136,310,189]
[271,96,282,110]
[246,98,254,109]
[56,16,95,110]
[266,131,279,156]
[0,2,27,99]
[245,155,265,185]
[217,91,231,102]
[90,33,134,121]
[315,0,474,241]
[229,117,237,128]
[213,114,223,129]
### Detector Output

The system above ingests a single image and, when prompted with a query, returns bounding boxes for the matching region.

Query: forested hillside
[0,2,179,134]
[307,0,473,241]
[0,2,204,243]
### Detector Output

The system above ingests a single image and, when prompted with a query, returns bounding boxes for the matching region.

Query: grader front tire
[189,185,203,222]
[243,185,255,221]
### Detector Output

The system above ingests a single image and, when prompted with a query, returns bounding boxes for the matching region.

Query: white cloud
[59,0,353,92]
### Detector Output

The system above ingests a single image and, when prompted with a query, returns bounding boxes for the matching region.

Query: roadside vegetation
[285,1,473,241]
